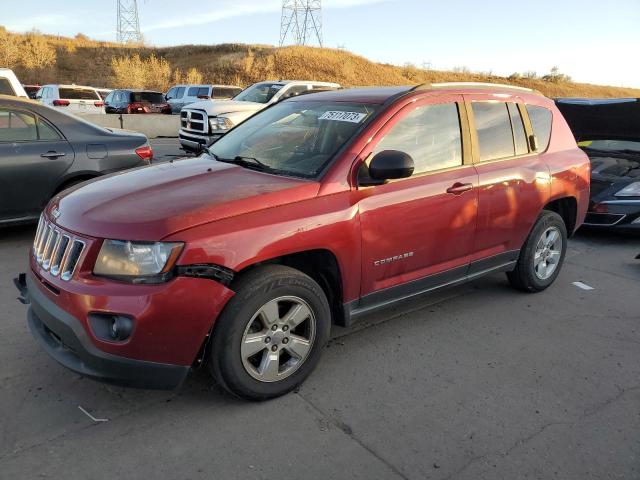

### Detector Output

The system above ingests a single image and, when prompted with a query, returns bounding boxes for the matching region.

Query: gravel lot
[1,204,638,478]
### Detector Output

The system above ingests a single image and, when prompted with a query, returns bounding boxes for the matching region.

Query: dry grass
[4,29,640,98]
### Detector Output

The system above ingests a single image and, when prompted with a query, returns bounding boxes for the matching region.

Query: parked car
[0,68,28,98]
[104,89,171,114]
[179,80,341,152]
[0,95,153,226]
[35,84,105,114]
[17,83,589,400]
[23,85,41,100]
[95,88,113,101]
[165,84,243,114]
[556,98,640,231]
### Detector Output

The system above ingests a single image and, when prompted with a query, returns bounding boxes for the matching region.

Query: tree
[21,31,57,71]
[0,29,22,69]
[184,67,203,84]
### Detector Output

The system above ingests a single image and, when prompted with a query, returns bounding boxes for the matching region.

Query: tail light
[135,145,153,163]
[127,102,147,114]
[53,100,70,106]
[94,101,104,107]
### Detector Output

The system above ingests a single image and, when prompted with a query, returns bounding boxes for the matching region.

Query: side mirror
[362,150,414,185]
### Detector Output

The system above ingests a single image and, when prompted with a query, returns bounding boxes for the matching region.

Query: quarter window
[472,102,515,161]
[374,103,463,174]
[526,105,553,151]
[37,118,61,140]
[508,103,528,155]
[0,78,16,96]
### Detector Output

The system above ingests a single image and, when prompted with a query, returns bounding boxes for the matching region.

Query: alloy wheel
[240,296,316,383]
[533,226,563,280]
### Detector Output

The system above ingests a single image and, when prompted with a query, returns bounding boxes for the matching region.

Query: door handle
[446,182,473,195]
[41,151,66,159]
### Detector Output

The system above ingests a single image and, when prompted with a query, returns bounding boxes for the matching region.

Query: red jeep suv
[18,83,590,400]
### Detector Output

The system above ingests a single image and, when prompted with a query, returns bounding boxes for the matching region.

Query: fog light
[89,314,133,342]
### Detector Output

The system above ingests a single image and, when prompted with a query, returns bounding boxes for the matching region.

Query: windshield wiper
[216,155,272,172]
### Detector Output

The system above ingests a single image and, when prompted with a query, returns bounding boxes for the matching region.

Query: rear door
[358,95,479,302]
[465,95,549,268]
[0,108,75,221]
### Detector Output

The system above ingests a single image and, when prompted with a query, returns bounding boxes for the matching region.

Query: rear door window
[0,110,38,142]
[58,88,100,100]
[213,87,242,99]
[508,103,529,155]
[374,102,463,174]
[526,105,553,151]
[472,102,515,161]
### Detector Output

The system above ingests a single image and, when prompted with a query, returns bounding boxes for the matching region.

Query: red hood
[50,157,319,240]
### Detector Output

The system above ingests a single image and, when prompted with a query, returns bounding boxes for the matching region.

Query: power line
[117,0,142,44]
[279,0,323,47]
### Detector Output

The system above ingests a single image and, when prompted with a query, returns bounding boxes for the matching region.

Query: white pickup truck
[178,80,341,152]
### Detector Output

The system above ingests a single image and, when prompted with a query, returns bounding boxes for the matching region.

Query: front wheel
[209,265,331,401]
[507,210,568,292]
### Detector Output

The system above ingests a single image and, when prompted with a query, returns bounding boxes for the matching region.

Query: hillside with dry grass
[3,27,639,98]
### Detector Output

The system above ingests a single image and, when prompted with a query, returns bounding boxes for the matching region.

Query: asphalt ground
[0,166,638,479]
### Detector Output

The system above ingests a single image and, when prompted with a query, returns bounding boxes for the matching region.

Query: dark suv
[104,90,171,114]
[18,83,590,400]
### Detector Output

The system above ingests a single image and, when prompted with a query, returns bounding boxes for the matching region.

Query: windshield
[233,83,285,104]
[131,92,165,103]
[208,101,378,178]
[579,139,640,153]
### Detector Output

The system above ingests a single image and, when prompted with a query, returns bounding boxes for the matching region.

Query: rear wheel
[507,210,567,292]
[209,265,331,401]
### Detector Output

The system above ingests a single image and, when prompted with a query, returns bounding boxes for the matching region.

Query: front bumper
[178,130,223,152]
[584,200,640,231]
[23,272,189,389]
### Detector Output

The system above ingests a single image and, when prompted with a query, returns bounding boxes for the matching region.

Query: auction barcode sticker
[319,111,368,123]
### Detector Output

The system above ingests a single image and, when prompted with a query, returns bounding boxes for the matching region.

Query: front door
[0,108,75,222]
[357,96,478,308]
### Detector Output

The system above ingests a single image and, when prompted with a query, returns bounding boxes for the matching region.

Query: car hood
[185,99,265,116]
[50,157,319,240]
[555,98,640,142]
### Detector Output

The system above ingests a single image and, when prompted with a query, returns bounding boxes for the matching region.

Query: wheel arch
[233,249,346,326]
[543,196,578,236]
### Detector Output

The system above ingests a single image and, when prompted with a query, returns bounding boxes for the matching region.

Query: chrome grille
[32,214,85,282]
[180,109,208,134]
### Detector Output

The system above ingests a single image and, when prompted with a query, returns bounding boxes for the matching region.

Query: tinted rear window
[472,102,515,161]
[131,92,165,103]
[213,87,242,99]
[526,105,553,151]
[0,78,16,96]
[58,88,100,100]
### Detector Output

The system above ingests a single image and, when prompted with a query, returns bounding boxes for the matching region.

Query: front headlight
[209,116,234,132]
[615,182,640,197]
[93,240,184,283]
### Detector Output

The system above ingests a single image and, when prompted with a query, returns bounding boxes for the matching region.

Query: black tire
[209,265,331,401]
[507,210,568,292]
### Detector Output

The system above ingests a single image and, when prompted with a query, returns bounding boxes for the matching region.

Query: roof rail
[413,82,542,95]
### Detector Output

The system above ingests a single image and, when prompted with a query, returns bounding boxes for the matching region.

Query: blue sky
[2,0,639,87]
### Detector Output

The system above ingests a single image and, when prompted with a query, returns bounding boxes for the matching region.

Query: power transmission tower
[279,0,323,47]
[117,0,142,44]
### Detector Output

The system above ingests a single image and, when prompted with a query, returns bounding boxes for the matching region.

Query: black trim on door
[339,250,519,327]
